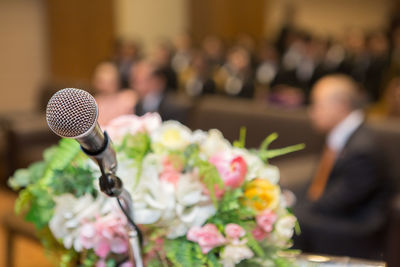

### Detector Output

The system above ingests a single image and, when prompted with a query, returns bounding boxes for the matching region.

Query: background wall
[114,0,189,54]
[0,0,48,113]
[265,0,393,39]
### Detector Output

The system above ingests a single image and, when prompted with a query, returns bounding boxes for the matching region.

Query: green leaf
[258,144,305,161]
[260,133,279,151]
[245,231,265,258]
[106,258,117,267]
[121,133,151,187]
[49,166,96,197]
[164,238,206,267]
[8,162,46,190]
[233,127,247,148]
[184,144,224,207]
[198,161,224,207]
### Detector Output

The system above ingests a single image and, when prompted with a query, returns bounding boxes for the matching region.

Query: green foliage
[257,133,305,163]
[8,161,45,190]
[207,189,255,227]
[245,231,265,258]
[164,238,222,267]
[60,249,78,267]
[105,258,117,267]
[184,144,224,207]
[49,166,97,197]
[120,133,151,186]
[233,127,247,148]
[11,138,85,229]
[80,250,98,267]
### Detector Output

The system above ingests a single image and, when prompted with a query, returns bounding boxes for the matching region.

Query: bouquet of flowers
[9,113,304,267]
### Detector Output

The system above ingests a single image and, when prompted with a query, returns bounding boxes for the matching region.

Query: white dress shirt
[327,110,365,153]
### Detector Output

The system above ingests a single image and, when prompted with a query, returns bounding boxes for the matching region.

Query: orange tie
[307,146,337,201]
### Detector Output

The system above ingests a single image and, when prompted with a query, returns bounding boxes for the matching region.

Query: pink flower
[110,236,129,254]
[159,156,182,186]
[225,224,245,240]
[120,261,134,267]
[96,260,106,267]
[209,153,247,189]
[95,238,110,258]
[79,211,129,259]
[256,210,277,233]
[187,224,226,254]
[252,226,268,241]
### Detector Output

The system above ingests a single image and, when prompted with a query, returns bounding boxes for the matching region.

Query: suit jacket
[135,92,191,123]
[311,124,393,230]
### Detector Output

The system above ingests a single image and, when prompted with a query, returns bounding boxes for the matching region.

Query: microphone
[46,89,144,264]
[46,88,117,174]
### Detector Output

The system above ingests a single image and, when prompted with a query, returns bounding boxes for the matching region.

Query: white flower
[167,173,216,238]
[49,193,112,251]
[233,148,280,184]
[270,214,297,247]
[190,129,208,144]
[105,113,162,143]
[151,121,192,151]
[129,154,175,224]
[201,129,231,157]
[220,241,254,267]
[258,165,280,184]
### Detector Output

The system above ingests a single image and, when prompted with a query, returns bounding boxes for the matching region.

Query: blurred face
[93,64,119,94]
[309,82,351,133]
[131,63,162,97]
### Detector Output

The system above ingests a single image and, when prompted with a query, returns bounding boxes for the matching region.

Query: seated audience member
[202,35,225,71]
[369,77,400,119]
[365,31,390,102]
[214,46,255,98]
[93,62,137,126]
[151,40,178,91]
[171,33,193,74]
[294,74,393,259]
[179,50,216,97]
[131,60,185,122]
[113,39,141,89]
[255,41,279,90]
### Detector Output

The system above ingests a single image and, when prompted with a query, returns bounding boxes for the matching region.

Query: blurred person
[387,26,400,80]
[113,39,141,89]
[214,46,255,98]
[369,77,400,119]
[171,33,193,74]
[92,62,137,126]
[235,33,258,70]
[294,74,393,259]
[151,40,178,91]
[202,35,225,70]
[255,41,279,88]
[179,50,216,97]
[341,29,370,86]
[365,31,390,102]
[320,40,346,74]
[130,60,183,121]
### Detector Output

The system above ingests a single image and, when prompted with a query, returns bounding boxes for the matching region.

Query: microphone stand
[91,133,144,267]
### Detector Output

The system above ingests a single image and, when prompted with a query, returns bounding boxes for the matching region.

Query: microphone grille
[46,88,98,138]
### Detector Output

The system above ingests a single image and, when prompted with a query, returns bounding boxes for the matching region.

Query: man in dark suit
[131,60,189,123]
[294,74,393,259]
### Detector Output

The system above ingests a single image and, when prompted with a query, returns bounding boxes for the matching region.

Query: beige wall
[0,0,48,113]
[114,0,189,54]
[266,0,393,39]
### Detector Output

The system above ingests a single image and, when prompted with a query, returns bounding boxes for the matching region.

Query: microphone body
[46,88,117,174]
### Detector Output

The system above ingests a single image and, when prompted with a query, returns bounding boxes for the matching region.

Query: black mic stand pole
[90,132,144,267]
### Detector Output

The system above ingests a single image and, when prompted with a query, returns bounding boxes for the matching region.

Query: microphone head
[46,88,98,138]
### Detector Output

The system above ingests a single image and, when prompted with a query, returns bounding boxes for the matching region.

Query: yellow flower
[243,178,280,211]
